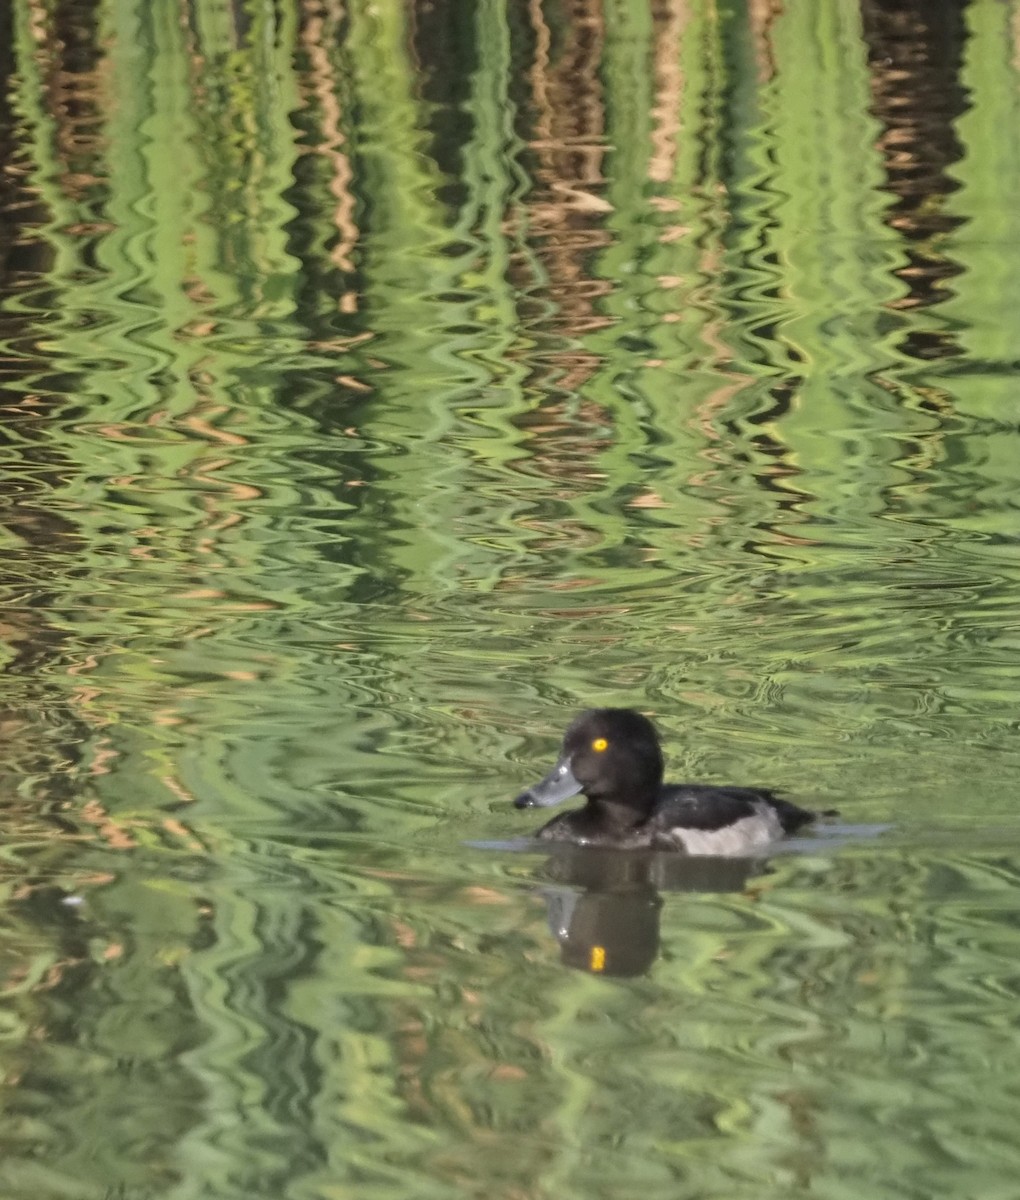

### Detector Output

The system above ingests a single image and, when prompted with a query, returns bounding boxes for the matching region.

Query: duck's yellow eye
[592,738,608,752]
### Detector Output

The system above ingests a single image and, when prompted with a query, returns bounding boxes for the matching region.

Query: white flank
[668,804,785,856]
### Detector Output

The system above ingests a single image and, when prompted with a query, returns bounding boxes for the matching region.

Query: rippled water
[2,0,1020,1196]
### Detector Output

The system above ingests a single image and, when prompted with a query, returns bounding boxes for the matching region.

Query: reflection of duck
[539,847,761,977]
[515,709,818,854]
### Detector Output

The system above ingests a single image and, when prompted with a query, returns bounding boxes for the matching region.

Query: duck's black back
[650,785,814,835]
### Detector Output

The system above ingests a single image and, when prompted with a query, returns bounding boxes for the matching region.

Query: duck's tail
[767,794,833,834]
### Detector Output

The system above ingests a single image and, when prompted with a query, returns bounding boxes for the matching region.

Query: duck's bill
[514,757,583,809]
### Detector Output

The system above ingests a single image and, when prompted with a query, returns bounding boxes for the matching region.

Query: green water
[2,0,1020,1196]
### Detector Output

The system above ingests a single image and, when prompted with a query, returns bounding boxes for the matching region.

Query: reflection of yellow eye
[590,945,607,971]
[592,738,608,752]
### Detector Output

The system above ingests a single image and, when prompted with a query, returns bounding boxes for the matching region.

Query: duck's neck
[585,794,649,831]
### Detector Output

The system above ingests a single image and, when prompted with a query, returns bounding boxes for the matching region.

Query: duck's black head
[514,708,665,814]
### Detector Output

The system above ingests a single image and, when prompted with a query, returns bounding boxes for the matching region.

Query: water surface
[2,0,1020,1197]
